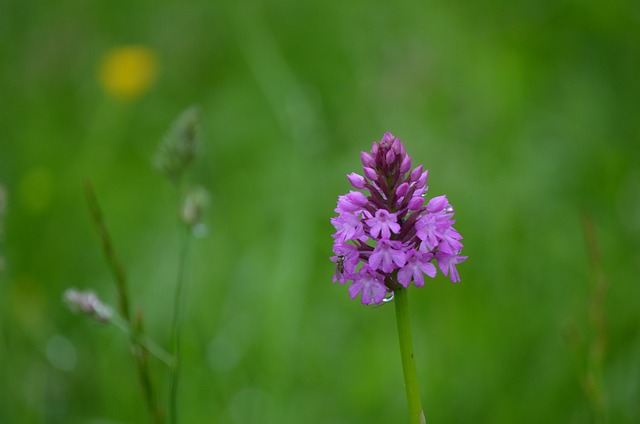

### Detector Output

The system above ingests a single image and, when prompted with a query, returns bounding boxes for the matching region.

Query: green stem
[84,182,131,322]
[394,286,426,424]
[110,315,175,367]
[84,182,164,424]
[168,223,191,424]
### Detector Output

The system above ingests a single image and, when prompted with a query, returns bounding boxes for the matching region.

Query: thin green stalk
[394,286,426,424]
[85,181,164,424]
[110,315,175,367]
[582,214,608,423]
[84,182,131,322]
[133,310,163,424]
[168,223,191,424]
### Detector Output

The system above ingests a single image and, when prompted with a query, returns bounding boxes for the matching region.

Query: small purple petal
[331,213,364,242]
[415,214,439,251]
[349,266,388,305]
[438,227,463,255]
[369,239,406,273]
[397,250,436,288]
[365,209,400,240]
[435,252,467,283]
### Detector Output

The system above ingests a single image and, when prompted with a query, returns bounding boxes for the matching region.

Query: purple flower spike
[330,132,467,305]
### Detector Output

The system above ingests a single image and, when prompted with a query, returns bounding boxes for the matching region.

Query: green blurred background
[1,0,639,422]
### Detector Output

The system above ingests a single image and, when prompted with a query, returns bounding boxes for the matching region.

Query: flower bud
[410,165,423,182]
[381,132,395,145]
[385,149,396,166]
[390,137,403,155]
[181,186,210,227]
[408,196,424,210]
[346,191,368,206]
[399,155,412,173]
[395,182,409,197]
[347,173,366,189]
[426,195,448,213]
[371,142,379,156]
[363,166,378,181]
[416,170,429,189]
[361,151,375,168]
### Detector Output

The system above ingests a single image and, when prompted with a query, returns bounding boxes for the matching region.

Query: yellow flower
[99,45,158,100]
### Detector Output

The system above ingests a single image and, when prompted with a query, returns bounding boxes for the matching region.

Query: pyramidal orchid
[330,132,467,423]
[331,132,467,304]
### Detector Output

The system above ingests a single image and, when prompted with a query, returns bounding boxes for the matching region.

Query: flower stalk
[394,286,426,424]
[168,223,191,424]
[155,107,205,424]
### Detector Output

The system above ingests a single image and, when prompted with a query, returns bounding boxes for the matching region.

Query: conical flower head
[330,132,467,305]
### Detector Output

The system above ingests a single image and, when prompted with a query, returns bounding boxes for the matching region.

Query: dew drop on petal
[372,291,395,308]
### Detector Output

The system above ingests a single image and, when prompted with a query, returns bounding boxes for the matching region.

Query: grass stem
[84,181,164,424]
[168,220,192,424]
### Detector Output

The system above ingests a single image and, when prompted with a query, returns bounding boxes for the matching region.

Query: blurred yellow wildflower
[99,46,158,100]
